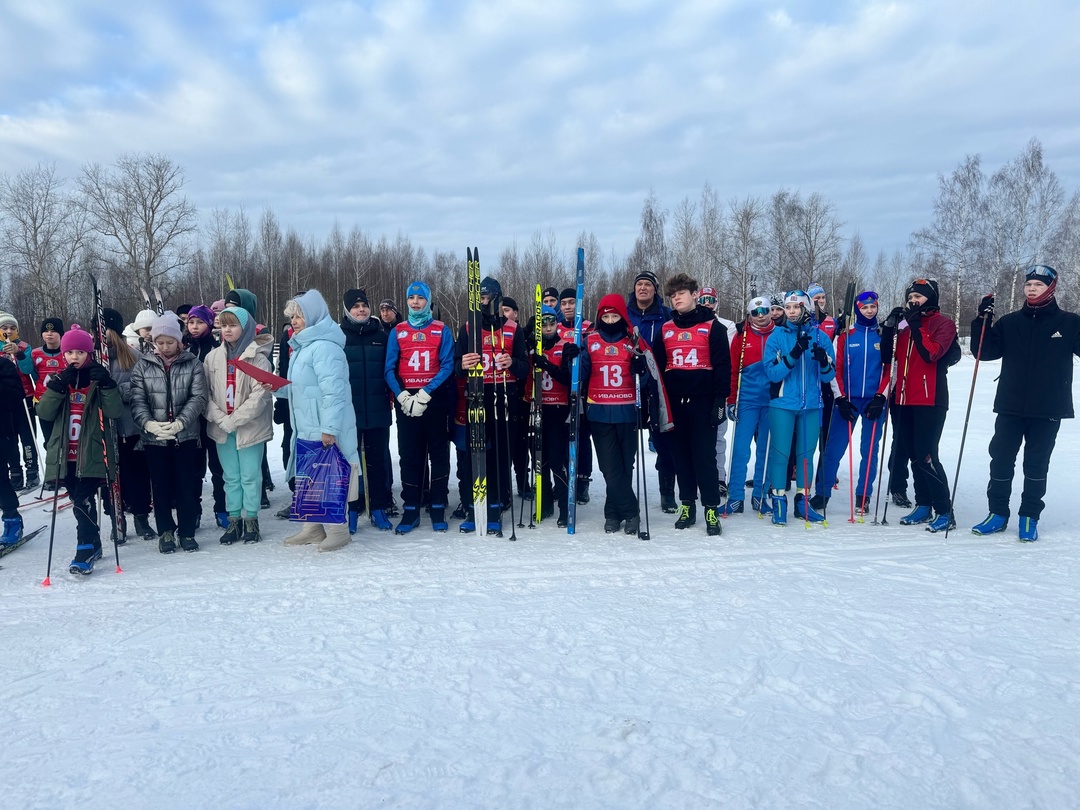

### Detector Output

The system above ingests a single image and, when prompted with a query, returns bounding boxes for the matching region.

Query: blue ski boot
[370,509,392,531]
[1,516,23,547]
[215,511,230,530]
[487,504,503,536]
[899,505,933,525]
[794,494,826,523]
[718,500,743,517]
[771,494,788,526]
[430,505,448,532]
[69,542,102,575]
[1018,516,1039,542]
[348,510,360,535]
[926,512,956,533]
[972,513,1007,535]
[395,506,421,535]
[459,507,476,533]
[751,495,773,515]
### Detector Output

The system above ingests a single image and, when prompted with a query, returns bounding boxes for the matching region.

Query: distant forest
[1,137,1074,339]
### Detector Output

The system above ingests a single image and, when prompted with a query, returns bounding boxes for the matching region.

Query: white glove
[412,389,432,417]
[161,420,184,436]
[144,420,172,440]
[396,391,415,416]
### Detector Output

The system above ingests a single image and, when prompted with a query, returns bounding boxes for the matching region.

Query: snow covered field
[3,355,1080,809]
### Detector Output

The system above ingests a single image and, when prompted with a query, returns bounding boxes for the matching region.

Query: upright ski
[466,247,487,537]
[532,283,543,525]
[91,274,127,547]
[566,247,585,534]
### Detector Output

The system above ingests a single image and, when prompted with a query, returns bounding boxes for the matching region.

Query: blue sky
[2,0,1078,263]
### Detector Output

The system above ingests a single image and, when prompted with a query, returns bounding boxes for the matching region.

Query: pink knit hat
[60,325,94,354]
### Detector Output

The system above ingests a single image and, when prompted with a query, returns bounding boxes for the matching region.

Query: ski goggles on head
[698,294,717,306]
[856,291,879,306]
[1026,264,1057,282]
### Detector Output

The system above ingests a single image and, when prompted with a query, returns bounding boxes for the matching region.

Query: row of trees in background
[1,139,1076,340]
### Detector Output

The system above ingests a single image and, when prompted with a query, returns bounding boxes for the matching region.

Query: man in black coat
[969,264,1080,541]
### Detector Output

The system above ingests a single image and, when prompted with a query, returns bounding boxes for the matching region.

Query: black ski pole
[943,307,991,539]
[42,452,63,587]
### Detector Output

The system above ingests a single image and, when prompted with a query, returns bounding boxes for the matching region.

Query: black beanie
[40,318,65,335]
[102,308,124,336]
[175,304,192,316]
[559,288,576,302]
[502,296,518,312]
[542,286,560,301]
[343,288,369,310]
[634,270,660,292]
[907,278,939,309]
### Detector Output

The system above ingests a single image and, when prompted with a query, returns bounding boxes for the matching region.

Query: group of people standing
[1,262,1075,575]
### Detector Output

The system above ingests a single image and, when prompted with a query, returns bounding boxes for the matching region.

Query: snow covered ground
[3,355,1080,809]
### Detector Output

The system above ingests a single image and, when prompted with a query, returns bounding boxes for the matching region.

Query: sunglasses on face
[749,307,769,317]
[541,316,558,325]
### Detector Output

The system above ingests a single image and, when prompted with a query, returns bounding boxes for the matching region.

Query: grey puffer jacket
[109,353,141,439]
[130,349,208,446]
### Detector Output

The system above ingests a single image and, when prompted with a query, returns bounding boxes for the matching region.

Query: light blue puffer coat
[284,290,360,480]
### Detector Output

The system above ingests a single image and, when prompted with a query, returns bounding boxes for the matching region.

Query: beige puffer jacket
[203,332,275,449]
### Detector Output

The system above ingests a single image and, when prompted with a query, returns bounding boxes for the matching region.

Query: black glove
[47,365,80,394]
[631,353,648,375]
[904,305,922,328]
[86,362,116,390]
[273,398,290,425]
[561,342,580,361]
[834,312,848,334]
[812,344,829,367]
[864,393,887,420]
[710,398,727,427]
[790,332,810,359]
[977,294,995,319]
[883,307,903,330]
[836,396,857,423]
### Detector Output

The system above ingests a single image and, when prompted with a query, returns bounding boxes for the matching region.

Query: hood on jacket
[290,290,344,350]
[225,288,259,319]
[596,294,631,325]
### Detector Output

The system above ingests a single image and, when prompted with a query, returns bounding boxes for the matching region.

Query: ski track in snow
[2,356,1080,809]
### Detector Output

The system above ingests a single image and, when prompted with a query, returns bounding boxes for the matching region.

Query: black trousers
[145,441,202,537]
[118,433,153,515]
[885,401,911,495]
[987,414,1061,520]
[195,420,225,514]
[575,412,594,480]
[0,434,18,518]
[670,397,721,505]
[591,420,639,521]
[396,403,450,509]
[893,405,950,514]
[540,404,570,512]
[5,397,38,474]
[512,396,531,489]
[351,426,392,512]
[65,463,103,547]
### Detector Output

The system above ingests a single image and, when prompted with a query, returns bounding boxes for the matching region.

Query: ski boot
[891,490,913,509]
[855,495,870,515]
[242,518,261,544]
[370,509,393,531]
[771,494,788,526]
[158,531,177,554]
[459,508,476,533]
[704,506,722,536]
[809,494,828,512]
[926,512,956,533]
[179,535,199,552]
[718,500,743,517]
[451,502,468,520]
[575,477,591,505]
[215,511,230,530]
[899,505,932,525]
[1018,516,1039,542]
[430,505,448,533]
[9,468,23,490]
[69,542,102,575]
[674,502,697,529]
[972,513,1007,536]
[751,496,773,515]
[395,506,421,535]
[794,494,826,523]
[219,517,243,545]
[660,493,678,514]
[348,510,360,535]
[1,516,24,546]
[134,514,157,540]
[25,468,40,489]
[487,504,502,536]
[604,518,622,533]
[557,506,569,528]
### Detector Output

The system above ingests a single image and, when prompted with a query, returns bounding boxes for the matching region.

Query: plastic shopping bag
[290,439,351,524]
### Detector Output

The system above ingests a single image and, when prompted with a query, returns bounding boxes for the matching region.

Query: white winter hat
[133,309,157,331]
[150,311,182,343]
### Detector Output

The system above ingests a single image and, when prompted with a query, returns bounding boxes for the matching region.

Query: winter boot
[430,505,448,532]
[771,494,788,526]
[660,493,678,514]
[387,498,400,517]
[704,506,722,536]
[69,542,102,575]
[674,502,697,529]
[318,522,351,552]
[395,506,421,535]
[25,468,40,489]
[972,513,1008,536]
[178,535,199,552]
[487,504,502,536]
[809,494,828,512]
[899,505,932,525]
[795,494,826,523]
[451,502,468,520]
[131,514,156,540]
[718,500,743,517]
[624,515,640,535]
[751,496,773,515]
[891,490,912,509]
[1018,516,1039,542]
[855,495,870,515]
[9,468,23,490]
[1,516,24,546]
[275,505,291,519]
[459,508,476,533]
[926,512,956,533]
[260,490,271,509]
[284,522,326,546]
[557,505,569,528]
[219,517,243,545]
[242,518,261,544]
[348,510,360,535]
[604,518,622,533]
[158,531,177,554]
[576,477,591,505]
[370,509,393,531]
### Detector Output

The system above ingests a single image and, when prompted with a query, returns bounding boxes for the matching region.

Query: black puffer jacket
[340,315,392,430]
[130,349,208,445]
[971,299,1080,419]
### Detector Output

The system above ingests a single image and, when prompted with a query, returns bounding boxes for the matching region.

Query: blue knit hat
[406,280,431,301]
[223,306,250,329]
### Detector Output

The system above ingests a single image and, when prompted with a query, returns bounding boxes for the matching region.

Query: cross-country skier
[968,265,1080,541]
[531,305,574,526]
